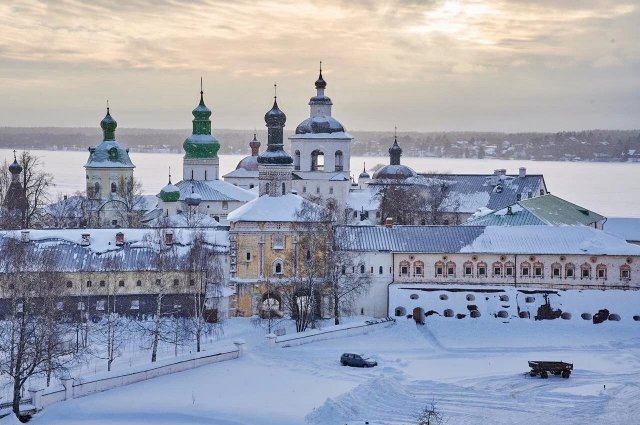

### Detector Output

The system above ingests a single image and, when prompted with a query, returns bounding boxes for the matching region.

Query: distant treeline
[1,127,639,162]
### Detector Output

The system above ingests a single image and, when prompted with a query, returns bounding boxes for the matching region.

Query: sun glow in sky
[0,0,637,132]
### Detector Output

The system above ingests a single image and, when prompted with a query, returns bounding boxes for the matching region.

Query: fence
[267,317,395,348]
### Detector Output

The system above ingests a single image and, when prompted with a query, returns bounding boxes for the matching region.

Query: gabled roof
[174,179,256,203]
[465,194,605,227]
[401,173,547,213]
[227,193,328,223]
[335,225,640,256]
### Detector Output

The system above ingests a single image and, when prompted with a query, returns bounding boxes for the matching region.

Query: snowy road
[24,317,640,425]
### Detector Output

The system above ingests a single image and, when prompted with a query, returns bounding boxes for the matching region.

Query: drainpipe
[514,253,517,288]
[386,252,396,317]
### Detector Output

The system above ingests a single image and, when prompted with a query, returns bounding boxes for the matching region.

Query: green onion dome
[183,90,220,159]
[160,177,181,202]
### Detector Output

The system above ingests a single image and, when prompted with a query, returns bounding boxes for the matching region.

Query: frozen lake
[2,149,639,217]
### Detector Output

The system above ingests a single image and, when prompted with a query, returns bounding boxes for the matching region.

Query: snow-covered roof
[346,187,380,212]
[223,167,258,179]
[227,193,328,223]
[335,225,640,256]
[292,171,349,181]
[84,140,135,169]
[604,217,640,243]
[173,179,257,203]
[0,228,229,273]
[466,194,605,227]
[369,173,547,214]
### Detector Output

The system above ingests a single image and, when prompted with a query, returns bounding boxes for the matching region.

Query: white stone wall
[183,158,220,181]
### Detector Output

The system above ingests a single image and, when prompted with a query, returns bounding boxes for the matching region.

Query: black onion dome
[8,159,22,175]
[372,164,417,180]
[359,164,370,179]
[100,108,117,133]
[315,70,327,90]
[264,99,286,127]
[295,116,345,135]
[389,139,402,156]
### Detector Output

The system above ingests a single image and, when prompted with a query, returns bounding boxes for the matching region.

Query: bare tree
[18,151,55,228]
[183,230,224,352]
[112,175,146,228]
[376,184,424,225]
[0,239,74,418]
[416,399,444,425]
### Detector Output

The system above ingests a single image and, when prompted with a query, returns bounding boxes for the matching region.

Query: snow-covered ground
[22,317,640,425]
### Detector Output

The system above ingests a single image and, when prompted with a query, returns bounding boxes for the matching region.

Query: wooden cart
[528,361,573,379]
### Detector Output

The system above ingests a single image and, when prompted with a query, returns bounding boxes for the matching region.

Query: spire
[389,127,402,165]
[100,104,117,141]
[258,85,292,165]
[168,167,172,184]
[183,79,220,160]
[315,60,327,90]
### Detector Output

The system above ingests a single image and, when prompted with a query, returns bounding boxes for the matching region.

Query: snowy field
[17,316,640,425]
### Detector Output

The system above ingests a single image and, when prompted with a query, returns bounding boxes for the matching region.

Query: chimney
[81,233,90,246]
[385,217,394,228]
[115,232,125,246]
[519,167,526,178]
[20,230,30,242]
[164,230,174,246]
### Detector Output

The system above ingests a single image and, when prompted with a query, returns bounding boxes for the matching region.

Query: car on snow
[340,353,377,368]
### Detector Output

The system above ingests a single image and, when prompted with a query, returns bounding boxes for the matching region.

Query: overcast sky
[0,0,638,132]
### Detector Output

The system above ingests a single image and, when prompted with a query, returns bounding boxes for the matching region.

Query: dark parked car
[340,353,377,368]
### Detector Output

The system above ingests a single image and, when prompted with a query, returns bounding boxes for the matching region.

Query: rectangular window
[119,280,125,287]
[329,187,334,194]
[522,268,529,276]
[222,201,229,210]
[77,302,85,311]
[465,267,472,276]
[506,267,513,276]
[96,300,105,311]
[136,280,142,287]
[478,267,486,276]
[130,300,140,310]
[566,269,574,278]
[535,267,542,277]
[494,267,501,276]
[156,279,161,285]
[597,269,605,278]
[190,279,195,286]
[582,269,590,278]
[173,279,179,286]
[272,235,285,250]
[447,267,454,276]
[86,280,92,288]
[622,270,630,278]
[100,280,106,287]
[56,302,64,311]
[436,267,443,276]
[553,268,560,277]
[401,266,409,276]
[415,267,423,276]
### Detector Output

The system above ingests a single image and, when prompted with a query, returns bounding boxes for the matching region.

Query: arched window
[111,182,117,193]
[311,150,324,171]
[399,260,410,277]
[434,261,445,277]
[504,261,514,277]
[620,264,631,280]
[306,249,311,261]
[379,266,383,275]
[445,261,456,277]
[246,252,251,261]
[580,263,591,279]
[282,182,286,195]
[533,261,544,277]
[477,262,487,277]
[413,261,424,277]
[596,264,607,279]
[520,261,531,277]
[565,263,575,278]
[294,150,301,171]
[551,262,562,278]
[94,182,101,198]
[463,261,473,277]
[265,182,270,194]
[334,151,344,171]
[273,259,284,275]
[360,264,365,274]
[492,262,503,277]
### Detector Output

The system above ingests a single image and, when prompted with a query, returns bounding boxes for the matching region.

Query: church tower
[182,82,220,181]
[85,107,135,201]
[257,89,293,197]
[2,152,28,228]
